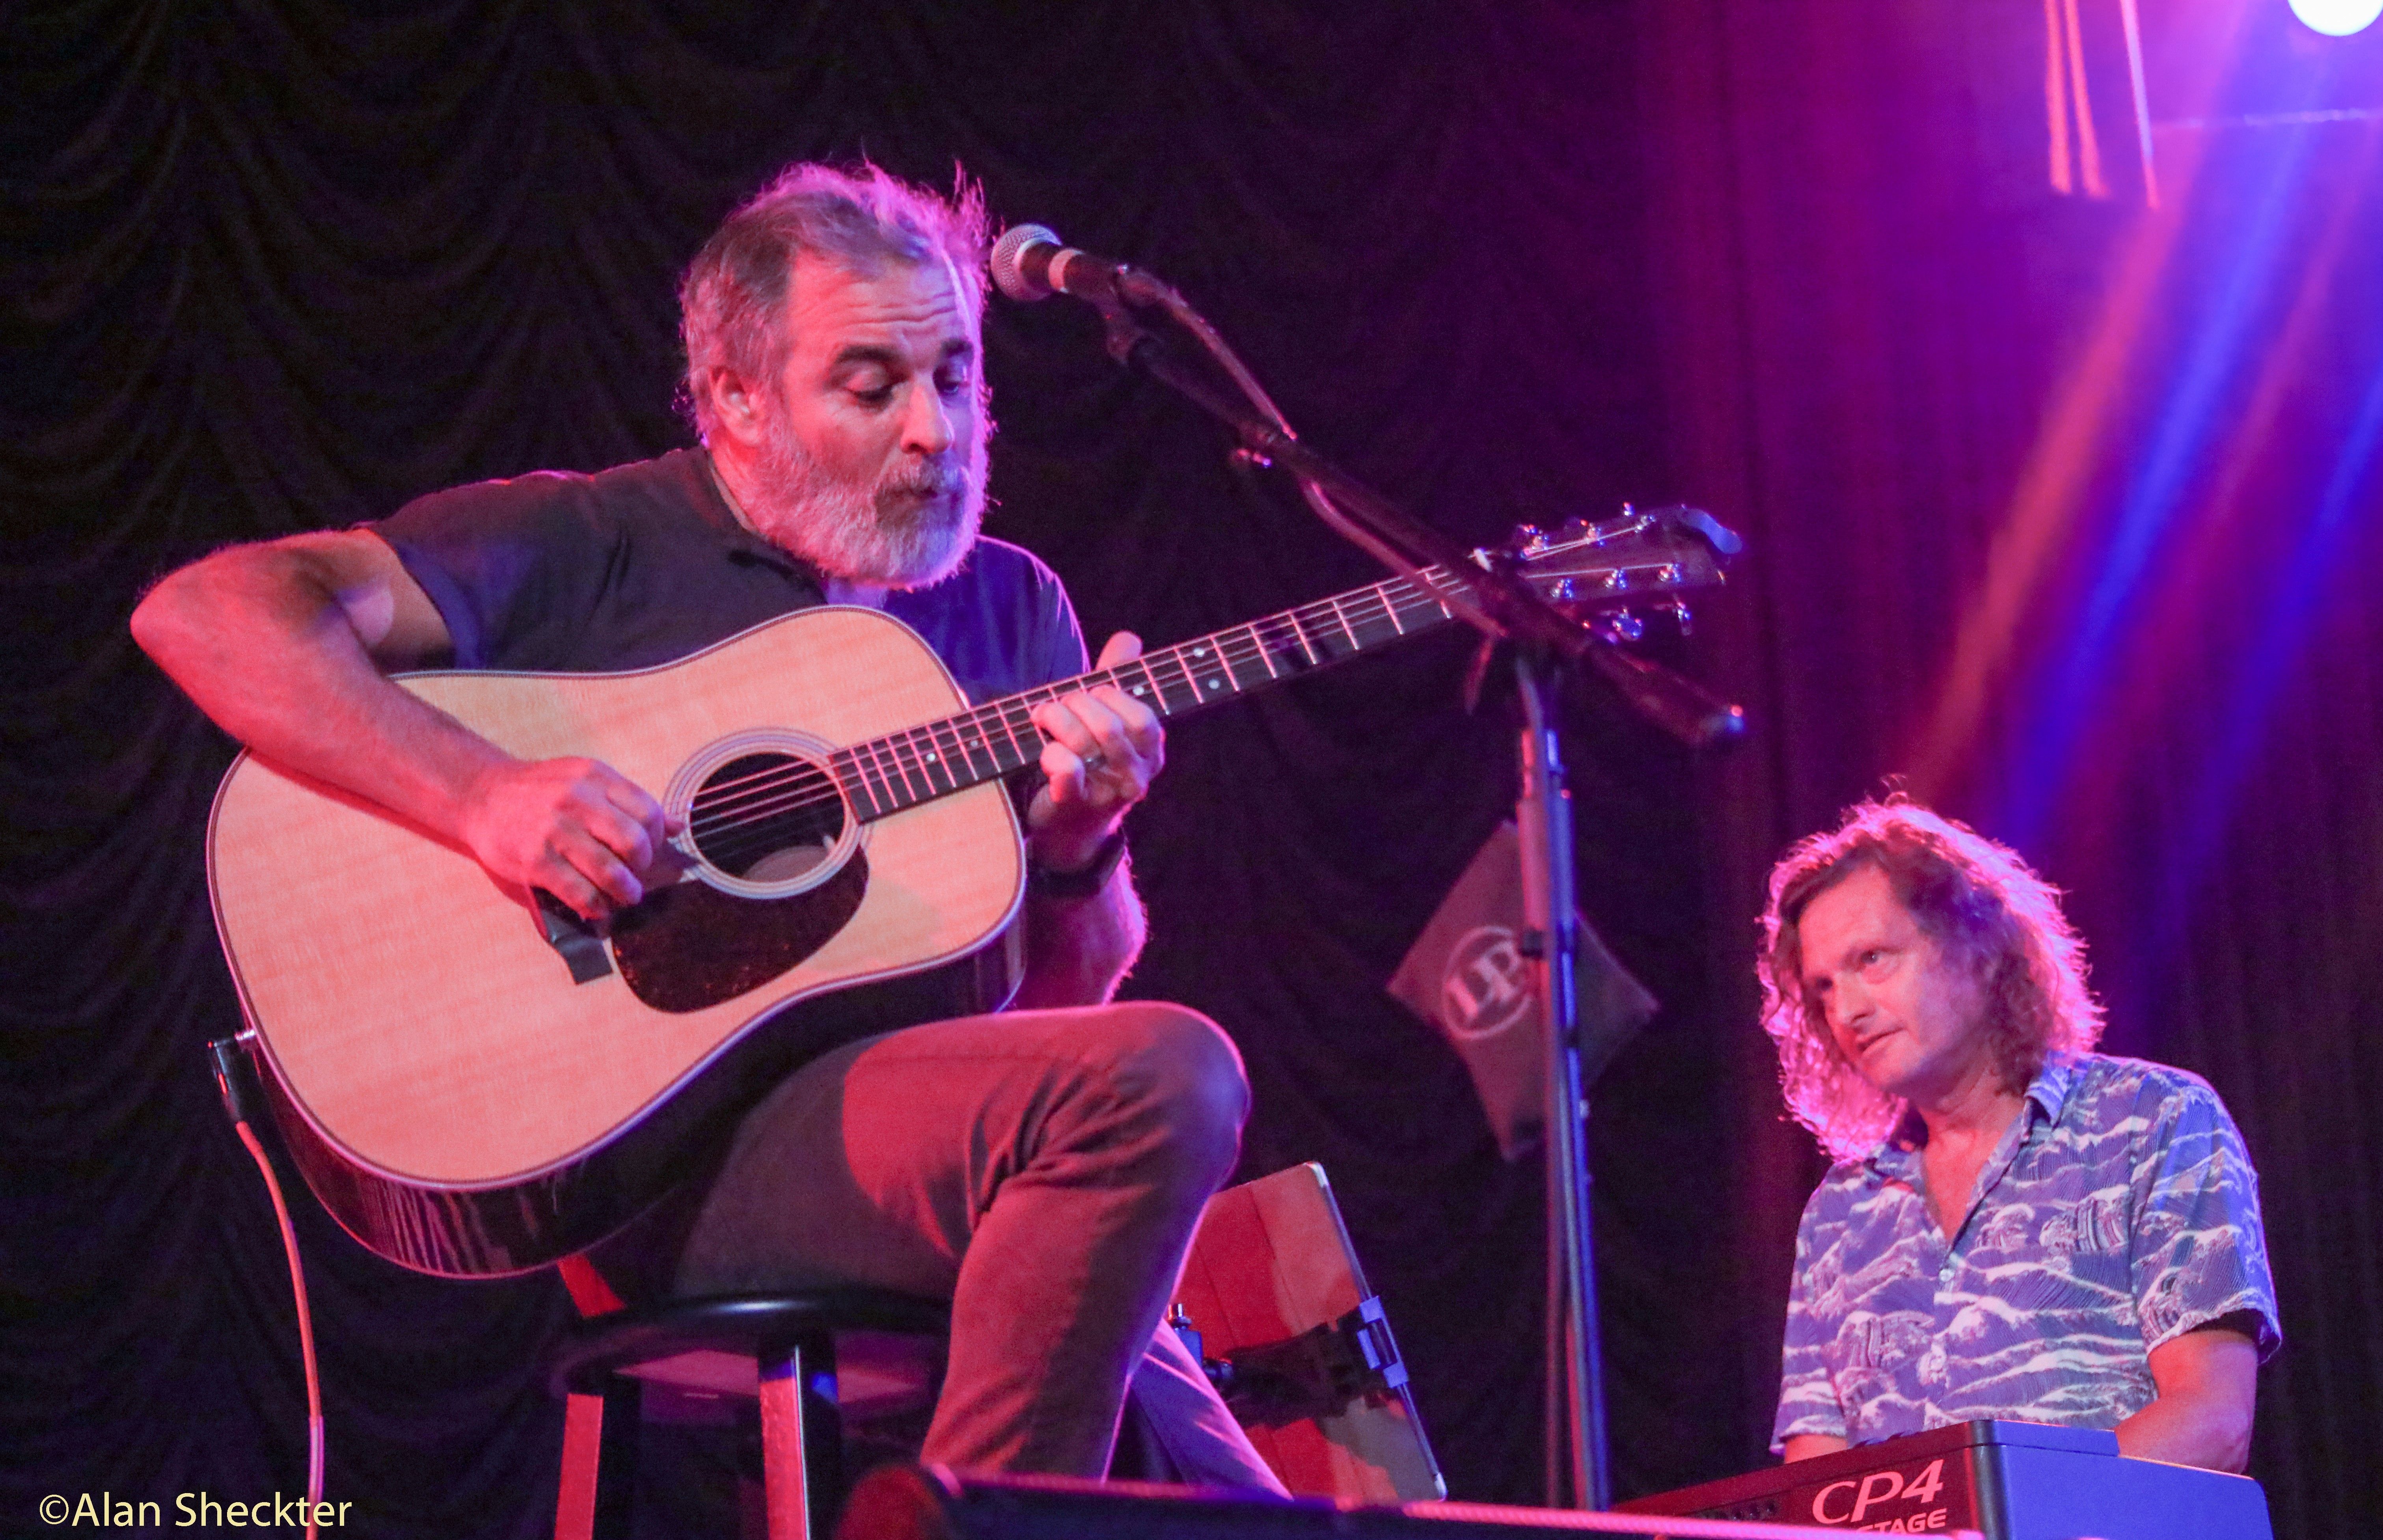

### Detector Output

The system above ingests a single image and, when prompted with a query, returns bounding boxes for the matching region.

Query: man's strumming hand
[456,756,677,921]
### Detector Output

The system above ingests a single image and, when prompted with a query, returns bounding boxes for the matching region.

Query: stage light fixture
[2288,0,2383,36]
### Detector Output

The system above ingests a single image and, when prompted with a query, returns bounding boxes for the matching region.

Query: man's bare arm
[1009,630,1161,1007]
[1782,1434,1851,1463]
[1012,856,1149,1009]
[131,530,667,919]
[2116,1319,2259,1472]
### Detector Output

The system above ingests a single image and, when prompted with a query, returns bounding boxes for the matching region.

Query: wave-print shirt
[1773,1053,2281,1452]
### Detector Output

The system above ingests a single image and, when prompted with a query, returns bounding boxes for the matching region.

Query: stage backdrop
[6,2,2377,1537]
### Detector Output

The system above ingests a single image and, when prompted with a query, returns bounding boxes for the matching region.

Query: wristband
[1028,831,1127,900]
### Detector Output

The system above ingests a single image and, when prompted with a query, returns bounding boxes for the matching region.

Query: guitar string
[683,569,1418,814]
[693,579,1422,827]
[692,642,1395,866]
[689,551,1644,859]
[690,545,1667,866]
[694,605,1473,875]
[688,618,1356,867]
[691,543,1675,863]
[685,575,1468,862]
[693,530,1675,829]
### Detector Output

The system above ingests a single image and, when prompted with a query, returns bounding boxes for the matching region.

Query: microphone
[990,224,1166,309]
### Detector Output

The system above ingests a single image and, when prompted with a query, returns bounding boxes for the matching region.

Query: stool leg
[555,1393,604,1540]
[554,1378,642,1540]
[757,1335,842,1540]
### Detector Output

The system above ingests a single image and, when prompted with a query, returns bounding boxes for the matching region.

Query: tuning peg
[1512,523,1547,554]
[1606,610,1646,643]
[1657,599,1693,636]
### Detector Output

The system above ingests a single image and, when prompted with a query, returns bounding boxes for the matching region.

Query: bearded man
[1757,799,2279,1473]
[132,162,1280,1488]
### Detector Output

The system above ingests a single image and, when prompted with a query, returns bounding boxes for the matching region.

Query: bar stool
[548,1289,950,1540]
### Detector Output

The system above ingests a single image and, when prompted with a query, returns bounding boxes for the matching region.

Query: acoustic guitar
[207,510,1729,1275]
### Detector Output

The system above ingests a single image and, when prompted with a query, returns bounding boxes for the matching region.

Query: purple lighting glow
[2288,0,2383,36]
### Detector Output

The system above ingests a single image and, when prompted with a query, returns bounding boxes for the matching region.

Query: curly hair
[678,161,989,443]
[1757,797,2103,1161]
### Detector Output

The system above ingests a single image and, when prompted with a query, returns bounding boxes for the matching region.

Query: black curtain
[7,3,2377,1537]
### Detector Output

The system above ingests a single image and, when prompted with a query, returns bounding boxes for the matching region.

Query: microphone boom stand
[1071,292,1742,1511]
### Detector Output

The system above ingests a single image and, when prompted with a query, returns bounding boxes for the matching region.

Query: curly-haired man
[1757,799,2278,1472]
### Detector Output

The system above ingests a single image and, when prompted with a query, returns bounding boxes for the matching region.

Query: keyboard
[1615,1420,2272,1539]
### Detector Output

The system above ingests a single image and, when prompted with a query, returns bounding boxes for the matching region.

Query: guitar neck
[831,566,1468,823]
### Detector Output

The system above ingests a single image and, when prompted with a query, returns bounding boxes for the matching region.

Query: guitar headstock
[1488,504,1738,633]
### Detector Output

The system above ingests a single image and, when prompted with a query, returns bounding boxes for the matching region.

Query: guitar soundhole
[688,751,846,882]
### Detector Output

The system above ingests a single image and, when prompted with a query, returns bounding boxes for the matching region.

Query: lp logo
[1440,926,1536,1040]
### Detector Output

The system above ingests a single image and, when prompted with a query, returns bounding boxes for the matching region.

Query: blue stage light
[2288,0,2383,36]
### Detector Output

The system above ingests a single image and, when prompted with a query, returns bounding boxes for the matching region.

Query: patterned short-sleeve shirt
[1772,1053,2281,1452]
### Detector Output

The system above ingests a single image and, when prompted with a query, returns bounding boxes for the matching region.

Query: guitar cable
[209,1035,324,1540]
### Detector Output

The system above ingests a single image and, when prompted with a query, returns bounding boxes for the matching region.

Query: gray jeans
[674,1001,1284,1490]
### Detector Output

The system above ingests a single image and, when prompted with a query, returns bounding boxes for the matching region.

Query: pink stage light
[2288,0,2383,36]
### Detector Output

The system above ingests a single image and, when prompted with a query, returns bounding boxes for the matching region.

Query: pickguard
[609,851,870,1013]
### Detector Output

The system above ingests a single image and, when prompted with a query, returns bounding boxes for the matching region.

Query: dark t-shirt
[371,447,1088,703]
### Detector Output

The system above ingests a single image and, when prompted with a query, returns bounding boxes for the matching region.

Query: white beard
[739,401,987,590]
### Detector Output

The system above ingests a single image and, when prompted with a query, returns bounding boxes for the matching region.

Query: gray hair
[678,162,989,441]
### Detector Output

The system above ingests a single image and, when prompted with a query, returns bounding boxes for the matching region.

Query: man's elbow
[2117,1388,2257,1473]
[1056,908,1145,1004]
[132,540,334,682]
[1092,894,1147,981]
[2134,1319,2262,1473]
[2172,1409,2253,1475]
[1016,886,1146,1009]
[130,564,206,673]
[2206,1404,2254,1474]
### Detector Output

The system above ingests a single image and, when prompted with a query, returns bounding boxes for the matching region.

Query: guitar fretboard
[829,567,1471,823]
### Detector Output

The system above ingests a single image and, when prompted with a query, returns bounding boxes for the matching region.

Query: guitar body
[208,607,1026,1277]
